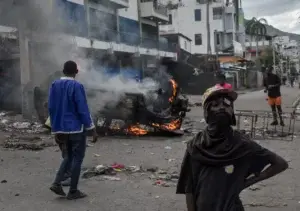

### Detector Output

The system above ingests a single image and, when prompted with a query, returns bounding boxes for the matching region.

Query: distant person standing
[263,66,284,126]
[215,72,232,90]
[48,61,97,200]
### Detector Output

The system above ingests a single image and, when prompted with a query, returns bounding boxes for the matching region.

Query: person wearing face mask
[263,66,284,126]
[176,86,288,211]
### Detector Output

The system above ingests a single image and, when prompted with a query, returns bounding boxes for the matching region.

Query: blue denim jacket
[48,77,94,134]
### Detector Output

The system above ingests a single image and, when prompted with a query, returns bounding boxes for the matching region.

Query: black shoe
[61,178,71,187]
[280,121,285,127]
[50,184,66,196]
[67,190,87,200]
[270,120,278,126]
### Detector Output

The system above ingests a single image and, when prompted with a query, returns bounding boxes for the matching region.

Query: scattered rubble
[3,134,54,151]
[0,111,49,134]
[188,102,202,107]
[102,176,121,181]
[82,163,179,187]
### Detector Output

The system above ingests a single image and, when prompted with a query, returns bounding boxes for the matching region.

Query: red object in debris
[155,180,163,185]
[111,163,125,169]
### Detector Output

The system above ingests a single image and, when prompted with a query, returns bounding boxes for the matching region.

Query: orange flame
[169,79,178,103]
[125,124,148,135]
[152,119,181,131]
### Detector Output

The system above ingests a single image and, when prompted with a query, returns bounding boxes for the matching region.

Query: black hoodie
[176,129,273,211]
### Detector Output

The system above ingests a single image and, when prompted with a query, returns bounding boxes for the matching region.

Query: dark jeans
[54,132,86,191]
[55,134,71,179]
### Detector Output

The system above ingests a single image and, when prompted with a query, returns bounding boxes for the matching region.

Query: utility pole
[18,22,33,119]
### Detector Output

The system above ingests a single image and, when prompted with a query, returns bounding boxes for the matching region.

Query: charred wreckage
[34,77,190,137]
[92,79,190,136]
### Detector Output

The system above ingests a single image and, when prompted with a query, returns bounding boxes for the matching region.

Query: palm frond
[258,18,268,25]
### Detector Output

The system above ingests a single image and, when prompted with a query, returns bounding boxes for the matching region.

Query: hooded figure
[176,86,288,211]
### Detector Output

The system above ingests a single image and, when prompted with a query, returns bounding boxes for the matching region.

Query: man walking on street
[264,66,285,126]
[176,86,288,211]
[49,60,97,200]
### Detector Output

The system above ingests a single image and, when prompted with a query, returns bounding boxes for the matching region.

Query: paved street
[0,87,300,211]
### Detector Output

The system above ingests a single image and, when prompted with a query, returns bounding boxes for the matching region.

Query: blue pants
[54,132,86,191]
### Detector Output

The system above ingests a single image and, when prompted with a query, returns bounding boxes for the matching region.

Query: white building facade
[159,0,245,55]
[0,0,177,59]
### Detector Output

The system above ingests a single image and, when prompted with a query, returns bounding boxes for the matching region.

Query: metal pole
[272,42,276,70]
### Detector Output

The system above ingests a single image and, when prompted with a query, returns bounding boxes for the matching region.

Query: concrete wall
[178,36,191,53]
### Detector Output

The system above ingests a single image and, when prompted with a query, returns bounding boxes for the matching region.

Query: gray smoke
[0,0,170,115]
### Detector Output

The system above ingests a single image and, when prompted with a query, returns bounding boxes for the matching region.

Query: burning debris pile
[94,79,190,137]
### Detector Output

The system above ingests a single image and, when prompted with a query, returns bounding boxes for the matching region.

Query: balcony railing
[140,0,168,18]
[109,0,129,8]
[88,28,176,52]
[154,3,168,17]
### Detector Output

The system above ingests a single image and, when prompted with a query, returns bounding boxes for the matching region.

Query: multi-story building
[159,0,245,55]
[0,0,178,116]
[0,0,177,68]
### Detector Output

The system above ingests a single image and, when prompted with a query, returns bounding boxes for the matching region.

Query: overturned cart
[235,109,297,141]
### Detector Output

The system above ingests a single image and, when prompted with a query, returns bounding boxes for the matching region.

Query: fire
[152,119,181,131]
[168,79,178,103]
[125,124,148,135]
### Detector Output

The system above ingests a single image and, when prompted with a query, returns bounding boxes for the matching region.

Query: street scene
[1,0,300,210]
[0,87,300,211]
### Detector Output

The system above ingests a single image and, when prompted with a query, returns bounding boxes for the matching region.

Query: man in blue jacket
[48,61,96,200]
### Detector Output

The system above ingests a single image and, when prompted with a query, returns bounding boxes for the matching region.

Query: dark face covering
[207,97,234,127]
[202,96,235,147]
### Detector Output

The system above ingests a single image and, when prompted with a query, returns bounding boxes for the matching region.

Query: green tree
[258,46,279,68]
[245,17,268,58]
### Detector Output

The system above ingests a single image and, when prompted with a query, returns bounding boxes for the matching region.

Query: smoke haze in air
[0,0,173,114]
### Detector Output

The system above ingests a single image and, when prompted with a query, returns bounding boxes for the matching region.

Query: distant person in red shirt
[215,72,232,90]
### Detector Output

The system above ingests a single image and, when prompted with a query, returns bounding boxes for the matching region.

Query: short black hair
[63,60,78,75]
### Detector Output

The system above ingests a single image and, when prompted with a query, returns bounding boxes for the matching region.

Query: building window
[213,7,223,20]
[184,41,187,49]
[168,14,172,24]
[194,9,201,21]
[195,34,202,45]
[216,33,220,45]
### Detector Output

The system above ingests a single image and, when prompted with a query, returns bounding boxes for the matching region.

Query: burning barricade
[34,76,190,136]
[94,79,190,136]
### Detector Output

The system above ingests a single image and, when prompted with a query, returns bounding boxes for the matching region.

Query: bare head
[63,60,78,78]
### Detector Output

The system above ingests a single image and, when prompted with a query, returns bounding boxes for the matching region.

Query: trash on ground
[103,176,121,181]
[126,166,141,173]
[93,153,101,157]
[3,134,52,151]
[82,165,116,179]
